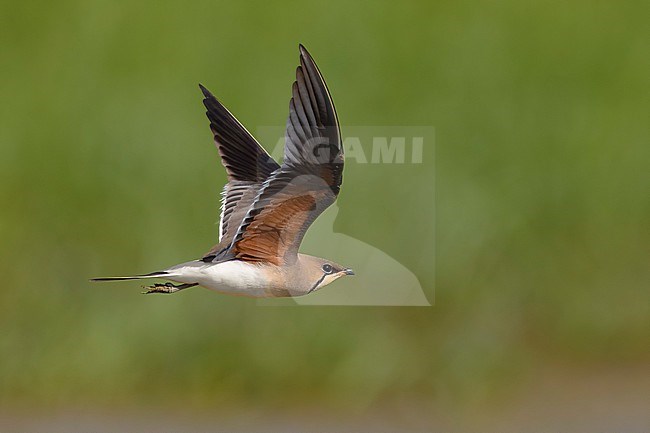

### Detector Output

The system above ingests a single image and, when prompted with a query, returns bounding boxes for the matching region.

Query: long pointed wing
[198,85,280,259]
[220,45,344,266]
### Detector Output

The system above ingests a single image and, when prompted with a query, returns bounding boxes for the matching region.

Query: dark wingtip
[199,83,212,98]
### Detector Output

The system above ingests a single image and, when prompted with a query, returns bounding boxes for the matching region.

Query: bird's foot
[142,282,197,294]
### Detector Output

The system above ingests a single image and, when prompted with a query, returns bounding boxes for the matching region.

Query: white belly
[166,260,276,297]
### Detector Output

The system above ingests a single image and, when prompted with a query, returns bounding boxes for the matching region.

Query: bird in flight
[92,45,354,297]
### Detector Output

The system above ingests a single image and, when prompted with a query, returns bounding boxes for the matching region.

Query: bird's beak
[344,268,355,276]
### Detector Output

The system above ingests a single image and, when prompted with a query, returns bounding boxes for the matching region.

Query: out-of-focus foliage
[0,0,647,420]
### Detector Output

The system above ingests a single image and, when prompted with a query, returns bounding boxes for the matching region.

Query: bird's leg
[142,282,198,294]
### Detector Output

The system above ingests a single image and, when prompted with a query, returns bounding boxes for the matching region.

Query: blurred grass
[0,0,648,417]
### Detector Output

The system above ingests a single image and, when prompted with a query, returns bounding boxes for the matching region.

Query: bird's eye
[322,264,333,274]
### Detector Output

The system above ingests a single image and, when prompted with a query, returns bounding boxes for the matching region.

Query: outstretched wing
[216,45,344,266]
[198,84,280,260]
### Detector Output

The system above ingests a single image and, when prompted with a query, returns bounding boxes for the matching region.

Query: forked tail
[90,271,169,282]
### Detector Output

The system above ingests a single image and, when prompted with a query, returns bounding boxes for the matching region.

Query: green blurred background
[1,0,648,431]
